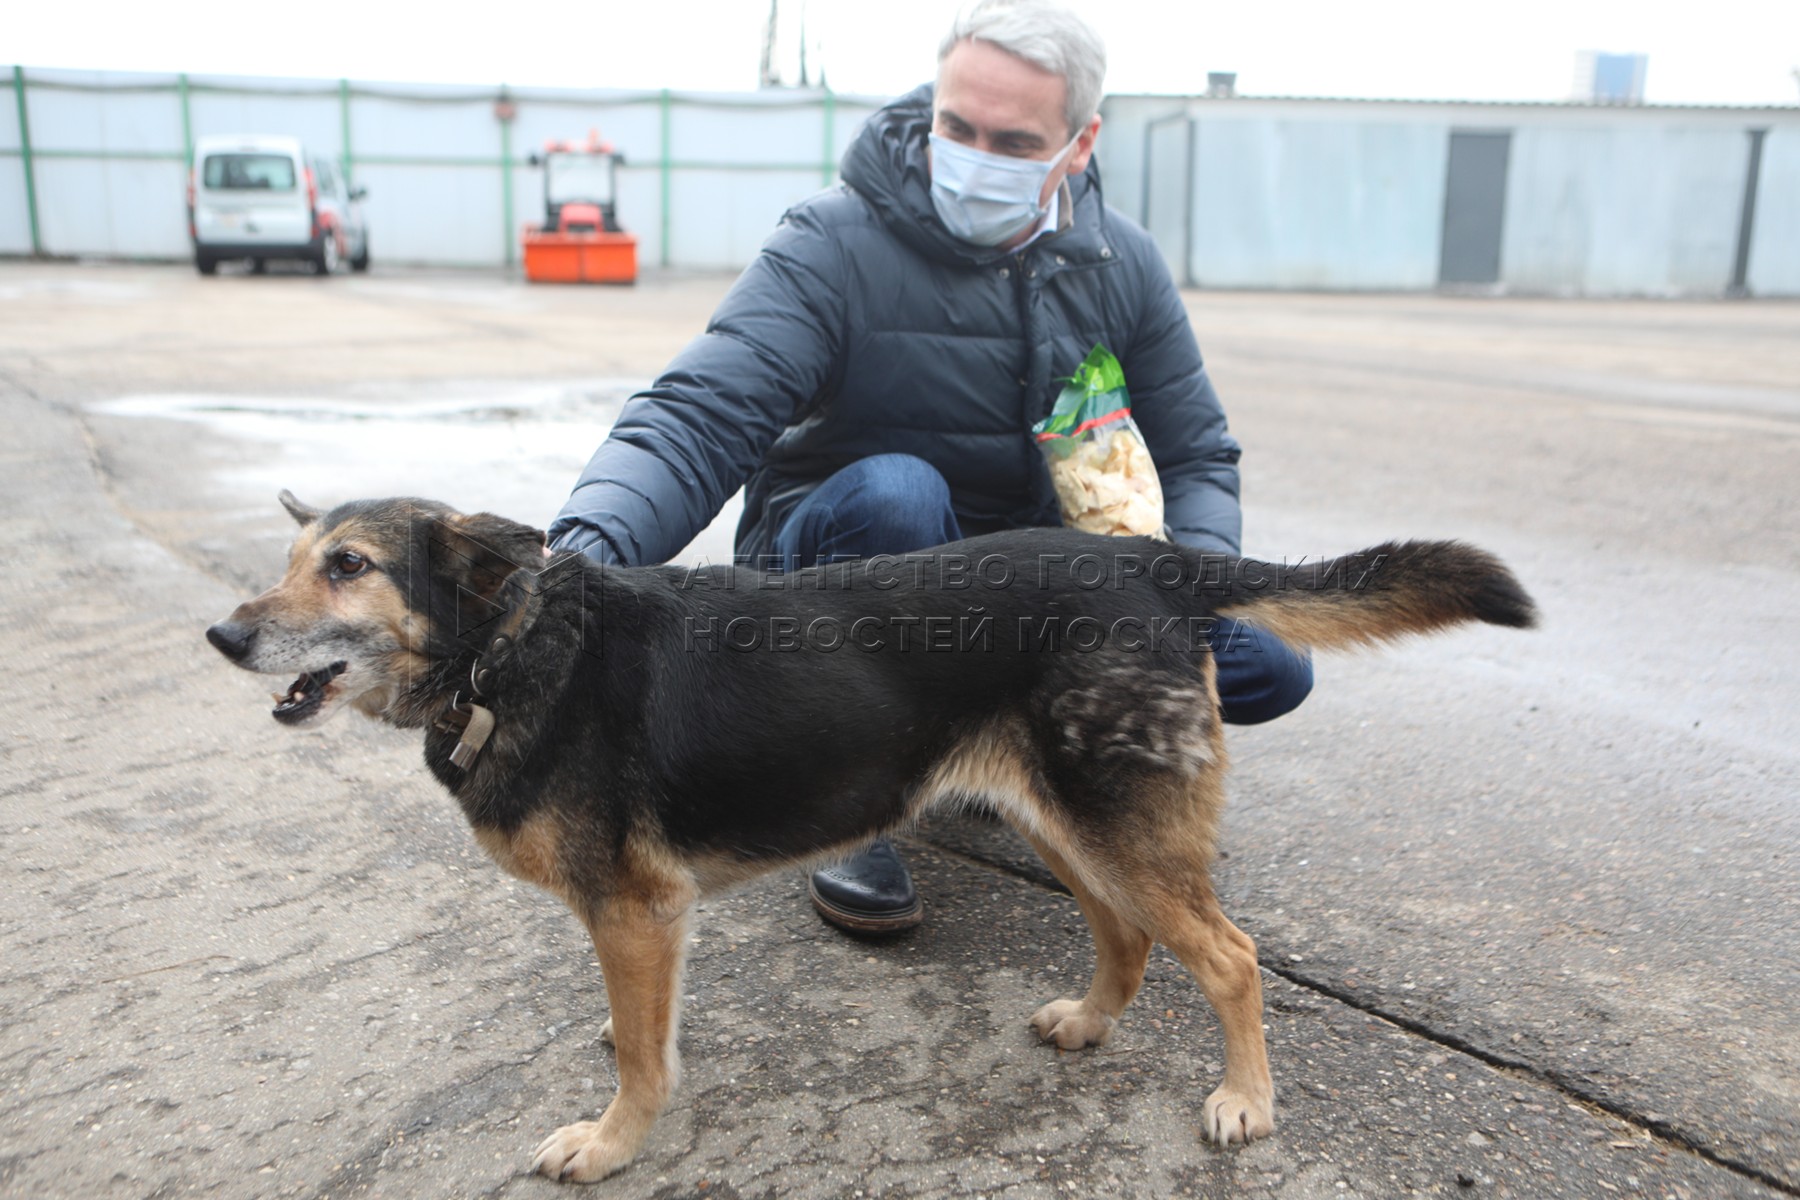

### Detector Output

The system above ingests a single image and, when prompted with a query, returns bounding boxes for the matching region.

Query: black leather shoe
[809,839,922,934]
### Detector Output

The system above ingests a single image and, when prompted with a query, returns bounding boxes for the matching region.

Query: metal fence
[10,65,1799,295]
[1,65,885,270]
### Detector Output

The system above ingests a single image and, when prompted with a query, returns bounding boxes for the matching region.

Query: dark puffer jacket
[548,83,1242,564]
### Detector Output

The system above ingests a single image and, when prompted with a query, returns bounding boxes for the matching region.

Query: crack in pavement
[297,1038,566,1200]
[1257,961,1800,1198]
[918,829,1800,1197]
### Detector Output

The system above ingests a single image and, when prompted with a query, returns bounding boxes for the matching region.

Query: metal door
[1438,131,1512,285]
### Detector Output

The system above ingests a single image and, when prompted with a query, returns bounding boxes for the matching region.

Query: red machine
[522,132,638,284]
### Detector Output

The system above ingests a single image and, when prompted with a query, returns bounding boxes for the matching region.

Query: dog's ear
[279,490,321,527]
[430,512,549,602]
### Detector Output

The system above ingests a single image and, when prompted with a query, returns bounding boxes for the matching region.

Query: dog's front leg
[532,898,690,1183]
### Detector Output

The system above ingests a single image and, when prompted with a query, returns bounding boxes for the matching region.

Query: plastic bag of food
[1031,344,1166,538]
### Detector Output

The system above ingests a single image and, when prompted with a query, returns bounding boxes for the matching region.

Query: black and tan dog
[206,491,1535,1181]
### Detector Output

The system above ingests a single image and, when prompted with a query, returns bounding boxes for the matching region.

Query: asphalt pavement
[1,262,1796,1199]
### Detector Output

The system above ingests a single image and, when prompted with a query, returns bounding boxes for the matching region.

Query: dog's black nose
[206,621,251,661]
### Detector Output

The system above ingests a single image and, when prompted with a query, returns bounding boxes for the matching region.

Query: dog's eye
[331,551,370,580]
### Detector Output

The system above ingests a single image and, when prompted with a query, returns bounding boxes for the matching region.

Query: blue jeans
[770,454,1313,726]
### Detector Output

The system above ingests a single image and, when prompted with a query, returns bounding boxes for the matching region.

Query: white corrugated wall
[1,66,881,271]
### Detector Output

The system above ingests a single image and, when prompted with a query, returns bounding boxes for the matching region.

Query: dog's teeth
[271,692,286,704]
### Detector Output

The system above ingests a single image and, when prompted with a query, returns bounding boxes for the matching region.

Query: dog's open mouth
[271,661,347,724]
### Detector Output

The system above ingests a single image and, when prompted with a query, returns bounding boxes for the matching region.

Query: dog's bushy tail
[1197,541,1537,651]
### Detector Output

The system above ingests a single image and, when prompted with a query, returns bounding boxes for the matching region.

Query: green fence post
[659,87,672,269]
[821,86,836,187]
[177,73,193,168]
[12,65,42,256]
[338,78,352,183]
[499,91,514,271]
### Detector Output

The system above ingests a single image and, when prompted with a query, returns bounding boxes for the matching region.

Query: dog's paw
[1029,998,1116,1050]
[531,1120,637,1183]
[598,1016,613,1046]
[1201,1084,1274,1147]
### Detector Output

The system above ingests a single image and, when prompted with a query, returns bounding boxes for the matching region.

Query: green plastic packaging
[1032,344,1165,537]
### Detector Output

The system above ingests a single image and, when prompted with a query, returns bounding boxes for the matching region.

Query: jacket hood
[839,82,1108,265]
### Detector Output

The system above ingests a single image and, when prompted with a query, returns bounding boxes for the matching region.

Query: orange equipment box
[522,229,638,284]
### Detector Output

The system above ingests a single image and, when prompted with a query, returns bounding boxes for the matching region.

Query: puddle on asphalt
[93,381,745,563]
[0,277,158,304]
[340,277,549,309]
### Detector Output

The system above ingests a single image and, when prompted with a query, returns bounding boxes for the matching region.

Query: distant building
[1573,51,1649,104]
[1105,91,1800,297]
[1206,73,1237,99]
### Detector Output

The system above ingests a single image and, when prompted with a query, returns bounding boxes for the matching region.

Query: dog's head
[206,491,549,728]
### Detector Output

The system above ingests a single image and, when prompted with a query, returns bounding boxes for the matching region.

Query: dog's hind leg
[532,896,691,1182]
[1126,861,1274,1148]
[1019,831,1153,1050]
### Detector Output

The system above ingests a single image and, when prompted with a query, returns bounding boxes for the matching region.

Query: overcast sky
[12,0,1800,106]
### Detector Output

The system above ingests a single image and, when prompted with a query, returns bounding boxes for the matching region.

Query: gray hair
[938,0,1107,137]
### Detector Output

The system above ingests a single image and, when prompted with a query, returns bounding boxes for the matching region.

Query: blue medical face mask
[928,131,1079,247]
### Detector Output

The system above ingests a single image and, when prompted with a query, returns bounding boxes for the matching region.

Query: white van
[189,135,370,275]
